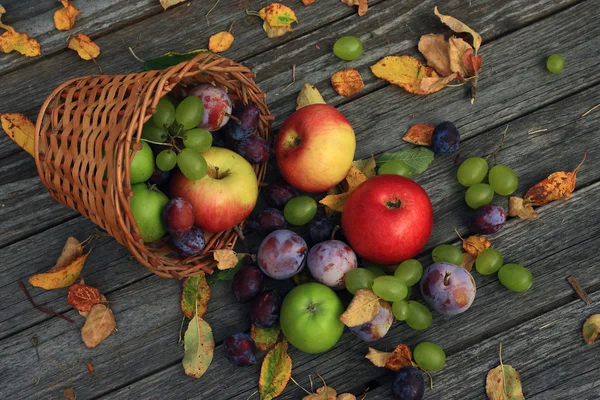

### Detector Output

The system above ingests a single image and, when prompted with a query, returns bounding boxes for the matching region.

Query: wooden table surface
[1,0,599,399]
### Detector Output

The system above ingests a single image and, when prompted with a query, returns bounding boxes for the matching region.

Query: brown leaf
[208,31,234,53]
[366,344,414,371]
[462,48,482,74]
[434,6,482,53]
[524,153,586,206]
[54,0,80,31]
[67,283,102,312]
[303,386,337,400]
[331,68,364,97]
[1,112,36,156]
[351,157,377,178]
[340,0,368,16]
[508,197,538,219]
[419,72,458,94]
[486,365,525,400]
[448,37,472,77]
[371,56,448,95]
[68,34,100,61]
[81,304,116,348]
[365,347,392,367]
[212,249,239,270]
[297,83,326,110]
[339,289,380,327]
[462,235,491,258]
[86,362,94,376]
[418,34,451,76]
[337,395,356,400]
[63,387,76,400]
[159,0,187,10]
[583,314,600,344]
[402,124,434,146]
[52,237,84,272]
[302,0,315,5]
[461,252,475,272]
[319,166,368,213]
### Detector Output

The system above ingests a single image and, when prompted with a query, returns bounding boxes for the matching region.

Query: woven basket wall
[33,53,273,279]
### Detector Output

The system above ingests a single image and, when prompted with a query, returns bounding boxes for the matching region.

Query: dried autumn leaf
[86,362,94,376]
[418,34,451,76]
[462,235,491,258]
[331,68,364,97]
[340,0,368,16]
[0,29,41,57]
[68,34,100,61]
[54,0,80,31]
[52,237,84,270]
[486,365,525,400]
[365,347,391,367]
[319,166,368,213]
[182,316,214,378]
[1,113,36,156]
[351,156,376,178]
[67,282,102,312]
[337,394,356,400]
[339,289,379,327]
[419,72,458,94]
[582,314,600,344]
[81,304,116,348]
[524,153,586,206]
[302,0,315,5]
[462,48,482,74]
[181,273,211,319]
[208,31,234,53]
[434,7,482,54]
[366,344,414,371]
[63,387,76,400]
[258,3,298,39]
[508,197,538,219]
[448,37,472,77]
[303,385,337,400]
[402,124,434,146]
[160,0,187,10]
[296,83,326,110]
[251,323,281,352]
[259,340,292,400]
[371,56,447,95]
[213,249,239,270]
[29,237,88,289]
[461,252,475,272]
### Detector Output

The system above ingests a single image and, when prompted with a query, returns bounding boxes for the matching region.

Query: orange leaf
[86,362,94,376]
[340,0,368,16]
[302,0,315,5]
[366,344,415,371]
[402,124,434,146]
[462,235,491,258]
[461,252,475,272]
[64,387,76,400]
[208,31,234,53]
[68,33,100,60]
[462,48,482,74]
[508,197,538,219]
[54,0,80,31]
[1,112,36,156]
[418,34,451,76]
[67,282,102,312]
[29,237,88,289]
[371,56,447,95]
[0,29,41,57]
[319,166,367,213]
[81,304,116,348]
[259,340,292,400]
[524,152,586,206]
[331,68,364,97]
[448,37,472,77]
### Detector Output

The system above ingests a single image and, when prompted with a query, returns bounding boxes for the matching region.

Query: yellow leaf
[461,252,475,272]
[402,124,434,146]
[81,304,116,348]
[371,56,444,95]
[208,31,234,53]
[340,0,368,16]
[29,237,88,289]
[259,340,292,400]
[418,34,451,76]
[180,274,211,319]
[212,249,238,270]
[1,113,36,156]
[351,156,376,178]
[319,166,367,213]
[508,197,538,219]
[365,347,392,367]
[434,6,482,54]
[0,29,41,57]
[296,83,326,110]
[418,72,458,94]
[339,289,380,327]
[54,0,80,31]
[462,235,491,258]
[583,314,600,344]
[159,0,187,10]
[251,323,281,352]
[259,3,297,27]
[68,33,100,60]
[262,22,291,39]
[448,36,472,77]
[182,316,214,378]
[331,68,364,97]
[486,365,525,400]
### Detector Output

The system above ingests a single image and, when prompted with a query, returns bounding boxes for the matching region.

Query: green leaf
[182,316,214,378]
[485,365,525,400]
[142,49,210,71]
[583,314,600,344]
[206,255,245,285]
[180,273,211,319]
[376,147,435,176]
[259,340,292,400]
[251,323,281,352]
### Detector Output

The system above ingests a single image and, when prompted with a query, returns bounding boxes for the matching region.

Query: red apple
[170,147,258,232]
[341,175,433,265]
[275,104,355,193]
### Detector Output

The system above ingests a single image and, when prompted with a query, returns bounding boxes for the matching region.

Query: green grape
[475,248,503,275]
[364,265,387,277]
[333,36,363,61]
[394,259,423,287]
[392,300,410,321]
[465,183,494,209]
[176,96,204,130]
[153,97,176,128]
[284,196,317,226]
[345,268,376,294]
[372,276,408,302]
[177,148,207,180]
[432,244,463,266]
[457,157,488,187]
[183,128,212,152]
[156,149,177,171]
[405,301,432,330]
[546,53,565,74]
[498,263,533,292]
[402,285,412,301]
[142,119,167,143]
[413,342,446,371]
[378,160,410,177]
[488,164,518,196]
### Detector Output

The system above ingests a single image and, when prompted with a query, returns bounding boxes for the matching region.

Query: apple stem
[215,166,220,179]
[444,272,451,286]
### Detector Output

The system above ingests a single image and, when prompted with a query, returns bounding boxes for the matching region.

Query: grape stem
[141,138,170,146]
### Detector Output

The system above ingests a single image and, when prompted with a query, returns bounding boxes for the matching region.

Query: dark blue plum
[233,134,269,164]
[150,168,171,186]
[170,226,205,256]
[225,104,260,141]
[223,333,257,367]
[308,217,337,244]
[250,289,281,328]
[247,208,287,236]
[263,183,298,209]
[232,265,264,303]
[392,367,425,400]
[467,204,506,234]
[431,121,460,154]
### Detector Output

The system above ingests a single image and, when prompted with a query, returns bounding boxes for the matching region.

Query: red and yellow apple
[170,147,258,232]
[275,104,355,193]
[341,175,433,265]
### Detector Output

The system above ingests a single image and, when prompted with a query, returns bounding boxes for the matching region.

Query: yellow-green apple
[170,147,258,232]
[341,175,433,265]
[275,104,355,193]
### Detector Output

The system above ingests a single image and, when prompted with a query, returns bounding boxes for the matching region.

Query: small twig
[246,390,258,400]
[581,103,600,118]
[470,76,478,104]
[281,64,297,92]
[206,0,221,25]
[128,47,145,63]
[527,128,547,135]
[454,228,465,241]
[567,275,592,305]
[484,125,509,163]
[178,315,186,345]
[31,335,40,361]
[18,282,74,323]
[289,376,311,395]
[234,225,246,241]
[499,343,509,398]
[416,365,434,390]
[92,59,103,74]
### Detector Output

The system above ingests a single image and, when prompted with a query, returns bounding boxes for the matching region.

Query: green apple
[280,282,345,354]
[130,141,155,184]
[130,183,169,242]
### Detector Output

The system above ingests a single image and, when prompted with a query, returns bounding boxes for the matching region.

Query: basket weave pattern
[33,53,273,279]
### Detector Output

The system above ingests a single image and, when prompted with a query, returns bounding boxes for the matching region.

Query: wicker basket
[33,53,273,279]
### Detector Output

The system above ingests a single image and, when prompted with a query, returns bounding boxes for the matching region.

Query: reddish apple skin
[276,104,356,193]
[341,175,433,265]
